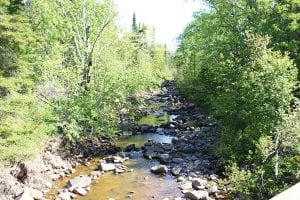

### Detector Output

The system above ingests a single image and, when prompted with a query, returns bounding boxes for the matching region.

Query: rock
[124,144,138,152]
[115,168,125,174]
[51,174,61,181]
[57,192,72,200]
[157,154,170,163]
[18,192,34,200]
[143,150,157,159]
[209,174,218,181]
[73,187,87,196]
[192,179,208,189]
[113,156,124,163]
[99,163,116,172]
[172,158,184,164]
[150,165,168,175]
[180,181,193,190]
[177,176,185,182]
[90,170,101,177]
[171,167,182,176]
[208,184,218,194]
[184,190,208,200]
[23,188,43,200]
[67,176,91,189]
[11,162,28,183]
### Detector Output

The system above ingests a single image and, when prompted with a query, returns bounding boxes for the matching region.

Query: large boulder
[150,165,168,175]
[67,175,91,189]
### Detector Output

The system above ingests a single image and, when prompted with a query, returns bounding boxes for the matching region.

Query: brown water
[46,159,100,200]
[77,158,181,200]
[47,132,181,200]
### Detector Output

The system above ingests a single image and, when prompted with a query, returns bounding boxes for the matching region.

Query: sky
[114,0,208,51]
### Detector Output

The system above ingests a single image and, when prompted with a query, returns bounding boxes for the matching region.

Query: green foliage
[175,0,299,198]
[0,1,57,162]
[0,0,171,161]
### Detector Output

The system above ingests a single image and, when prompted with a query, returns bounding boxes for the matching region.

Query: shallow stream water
[47,113,182,200]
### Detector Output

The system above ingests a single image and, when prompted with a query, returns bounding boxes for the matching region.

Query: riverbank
[0,80,227,200]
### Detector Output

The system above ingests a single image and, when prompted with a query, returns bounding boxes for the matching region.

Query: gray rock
[150,165,168,175]
[23,188,43,200]
[99,163,116,172]
[192,179,207,189]
[171,167,182,176]
[209,174,218,180]
[180,181,193,190]
[184,190,208,200]
[67,176,91,189]
[73,187,87,196]
[112,156,124,163]
[143,150,157,159]
[124,144,137,152]
[57,192,72,200]
[90,171,101,177]
[157,154,170,163]
[18,192,34,200]
[208,184,218,194]
[115,168,125,173]
[172,158,184,163]
[177,176,185,182]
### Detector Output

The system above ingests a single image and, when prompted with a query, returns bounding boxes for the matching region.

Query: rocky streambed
[0,81,227,200]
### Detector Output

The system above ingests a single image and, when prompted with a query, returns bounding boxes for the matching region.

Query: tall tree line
[175,0,299,199]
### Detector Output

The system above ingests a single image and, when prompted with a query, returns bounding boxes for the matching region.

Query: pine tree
[132,12,137,32]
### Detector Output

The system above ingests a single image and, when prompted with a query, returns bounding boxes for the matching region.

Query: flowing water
[48,113,182,200]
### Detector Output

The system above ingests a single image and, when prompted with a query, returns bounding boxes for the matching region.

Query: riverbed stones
[172,158,184,164]
[208,184,218,194]
[67,175,91,189]
[23,188,43,200]
[180,180,193,190]
[90,170,101,178]
[73,187,88,196]
[124,144,138,152]
[99,163,116,172]
[150,165,168,175]
[171,167,182,176]
[57,192,72,200]
[18,192,34,200]
[157,154,170,163]
[192,179,208,189]
[184,190,208,200]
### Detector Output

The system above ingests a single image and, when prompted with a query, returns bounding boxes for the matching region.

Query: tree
[174,0,299,198]
[132,11,137,32]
